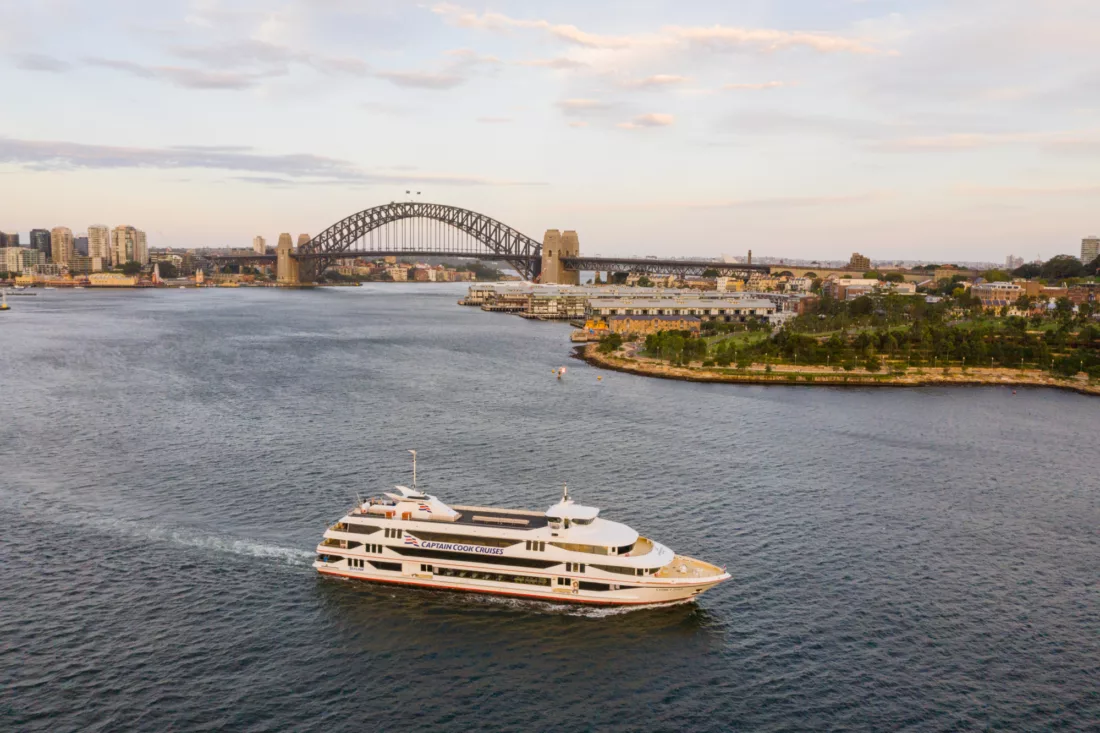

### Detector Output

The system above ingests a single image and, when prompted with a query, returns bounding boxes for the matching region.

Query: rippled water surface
[1,286,1098,732]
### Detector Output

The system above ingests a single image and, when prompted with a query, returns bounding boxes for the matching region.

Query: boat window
[368,561,402,572]
[617,544,635,555]
[435,567,550,587]
[591,563,661,576]
[550,541,610,556]
[343,523,381,535]
[572,518,593,526]
[409,531,521,548]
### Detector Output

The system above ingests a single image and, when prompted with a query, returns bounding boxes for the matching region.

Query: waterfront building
[111,225,148,266]
[50,226,74,267]
[849,252,871,271]
[824,278,880,300]
[88,225,110,264]
[30,229,50,260]
[69,256,105,275]
[1082,236,1100,264]
[1,247,27,274]
[88,272,139,287]
[74,235,89,256]
[253,235,266,255]
[589,297,776,324]
[971,281,1023,309]
[608,314,701,336]
[385,264,408,281]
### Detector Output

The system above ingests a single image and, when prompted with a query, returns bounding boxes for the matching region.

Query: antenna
[562,482,569,502]
[409,449,417,489]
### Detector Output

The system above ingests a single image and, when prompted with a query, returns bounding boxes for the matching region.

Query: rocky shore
[579,344,1100,397]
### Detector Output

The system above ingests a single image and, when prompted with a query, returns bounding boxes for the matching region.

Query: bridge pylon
[276,233,301,285]
[540,229,579,285]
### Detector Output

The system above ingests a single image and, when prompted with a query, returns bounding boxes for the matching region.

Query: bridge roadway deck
[205,252,770,276]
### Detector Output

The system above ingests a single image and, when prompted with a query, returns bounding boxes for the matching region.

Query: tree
[636,276,653,287]
[157,261,179,279]
[121,261,143,275]
[702,268,719,278]
[884,272,905,283]
[981,269,1011,282]
[597,332,624,353]
[1012,262,1041,279]
[1041,255,1085,280]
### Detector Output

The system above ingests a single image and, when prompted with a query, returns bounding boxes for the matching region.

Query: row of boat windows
[316,554,400,572]
[336,524,635,557]
[321,552,658,578]
[319,555,639,591]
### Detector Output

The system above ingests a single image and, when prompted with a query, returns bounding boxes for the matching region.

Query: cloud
[170,39,368,76]
[84,57,281,89]
[722,81,789,91]
[720,109,887,139]
[875,129,1100,153]
[666,25,891,55]
[432,3,635,49]
[477,117,512,124]
[12,53,71,72]
[556,98,613,116]
[432,4,893,55]
[567,121,589,128]
[376,70,465,89]
[0,136,546,186]
[617,113,675,129]
[515,57,587,70]
[619,74,690,89]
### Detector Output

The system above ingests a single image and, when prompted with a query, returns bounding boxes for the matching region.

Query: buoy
[597,376,602,381]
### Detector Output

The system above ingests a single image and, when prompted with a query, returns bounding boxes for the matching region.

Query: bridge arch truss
[299,202,543,280]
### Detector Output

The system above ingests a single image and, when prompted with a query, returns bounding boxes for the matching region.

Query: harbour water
[1,286,1097,731]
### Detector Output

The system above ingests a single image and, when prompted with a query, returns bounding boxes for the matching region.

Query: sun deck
[654,555,726,579]
[450,505,549,531]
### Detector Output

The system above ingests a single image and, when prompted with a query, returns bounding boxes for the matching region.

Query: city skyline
[2,0,1098,260]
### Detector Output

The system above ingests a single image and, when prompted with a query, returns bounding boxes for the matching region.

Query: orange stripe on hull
[316,568,691,606]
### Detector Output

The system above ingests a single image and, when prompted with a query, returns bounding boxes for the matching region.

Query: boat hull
[315,564,726,606]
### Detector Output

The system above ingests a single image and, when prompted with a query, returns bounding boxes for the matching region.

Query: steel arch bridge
[298,202,543,280]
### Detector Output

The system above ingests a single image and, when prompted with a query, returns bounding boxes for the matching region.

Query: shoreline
[577,344,1100,397]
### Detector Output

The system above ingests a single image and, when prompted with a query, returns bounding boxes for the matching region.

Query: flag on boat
[404,536,419,546]
[418,504,432,513]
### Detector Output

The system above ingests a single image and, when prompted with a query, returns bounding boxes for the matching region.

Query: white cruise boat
[313,476,730,606]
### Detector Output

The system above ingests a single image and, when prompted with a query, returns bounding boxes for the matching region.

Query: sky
[1,0,1098,262]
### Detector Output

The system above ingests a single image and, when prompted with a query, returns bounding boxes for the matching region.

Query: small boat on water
[314,453,730,606]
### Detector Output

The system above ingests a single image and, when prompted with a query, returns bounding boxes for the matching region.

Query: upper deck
[451,505,549,531]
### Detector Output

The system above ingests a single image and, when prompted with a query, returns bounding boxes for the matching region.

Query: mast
[409,449,417,489]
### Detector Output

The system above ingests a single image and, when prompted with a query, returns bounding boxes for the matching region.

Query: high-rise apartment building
[1082,237,1100,264]
[849,252,871,271]
[50,226,74,266]
[111,225,148,266]
[0,231,20,247]
[74,235,89,256]
[29,229,50,261]
[88,225,110,265]
[253,235,266,255]
[133,229,148,265]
